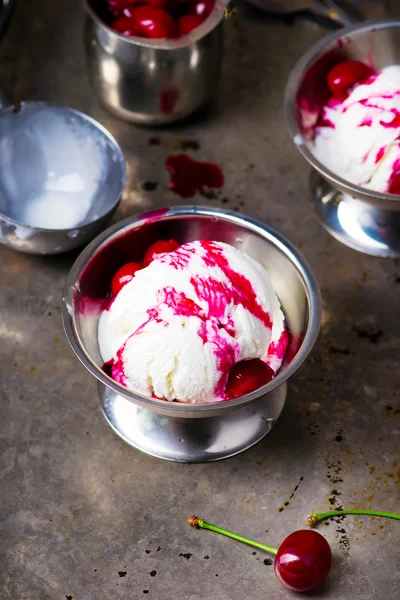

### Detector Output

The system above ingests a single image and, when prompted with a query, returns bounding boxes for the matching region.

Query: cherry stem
[187,516,278,555]
[307,510,400,527]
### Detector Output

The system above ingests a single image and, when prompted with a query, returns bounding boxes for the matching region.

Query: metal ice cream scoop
[246,0,387,26]
[0,97,126,255]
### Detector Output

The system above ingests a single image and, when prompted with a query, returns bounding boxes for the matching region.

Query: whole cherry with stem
[188,516,332,592]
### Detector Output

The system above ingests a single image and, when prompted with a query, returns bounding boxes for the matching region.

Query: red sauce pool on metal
[165,154,224,198]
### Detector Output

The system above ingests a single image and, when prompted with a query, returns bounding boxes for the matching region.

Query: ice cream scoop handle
[0,88,10,110]
[313,1,357,26]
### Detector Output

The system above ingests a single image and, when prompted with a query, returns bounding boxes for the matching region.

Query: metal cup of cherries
[104,0,215,39]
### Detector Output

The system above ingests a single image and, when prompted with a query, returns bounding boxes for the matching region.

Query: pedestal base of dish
[311,172,400,258]
[98,382,287,463]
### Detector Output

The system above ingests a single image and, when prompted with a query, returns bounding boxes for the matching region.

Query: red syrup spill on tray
[165,154,224,198]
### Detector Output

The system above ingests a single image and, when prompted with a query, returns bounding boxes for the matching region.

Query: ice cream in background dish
[98,239,288,404]
[312,61,400,195]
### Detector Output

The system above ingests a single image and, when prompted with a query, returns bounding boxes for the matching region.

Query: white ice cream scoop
[313,65,400,193]
[98,241,286,404]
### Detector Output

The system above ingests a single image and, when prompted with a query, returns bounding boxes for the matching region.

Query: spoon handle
[321,0,389,25]
[311,1,357,26]
[0,89,9,110]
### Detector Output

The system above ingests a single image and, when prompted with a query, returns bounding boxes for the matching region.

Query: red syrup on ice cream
[375,147,385,164]
[268,328,289,361]
[101,240,288,401]
[165,154,224,198]
[315,60,400,195]
[380,113,400,128]
[306,61,377,139]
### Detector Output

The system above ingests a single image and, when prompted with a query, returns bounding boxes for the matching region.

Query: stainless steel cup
[83,0,226,125]
[62,206,321,462]
[285,19,400,258]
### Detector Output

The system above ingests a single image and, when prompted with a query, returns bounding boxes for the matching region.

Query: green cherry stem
[187,516,278,555]
[307,510,400,527]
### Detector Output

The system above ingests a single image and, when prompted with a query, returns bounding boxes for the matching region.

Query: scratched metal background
[0,1,399,599]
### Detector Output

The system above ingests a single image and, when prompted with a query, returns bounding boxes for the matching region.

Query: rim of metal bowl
[0,0,16,41]
[0,102,126,232]
[285,18,400,205]
[84,0,227,50]
[62,205,322,414]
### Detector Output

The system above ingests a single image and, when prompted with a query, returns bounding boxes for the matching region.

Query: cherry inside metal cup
[83,0,226,125]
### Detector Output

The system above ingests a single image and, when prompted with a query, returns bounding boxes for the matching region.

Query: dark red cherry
[178,14,204,35]
[107,0,138,16]
[189,0,213,18]
[388,168,400,195]
[327,60,374,99]
[145,0,170,8]
[143,239,180,266]
[225,359,274,399]
[129,6,176,38]
[111,262,142,296]
[112,16,138,35]
[274,530,332,592]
